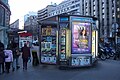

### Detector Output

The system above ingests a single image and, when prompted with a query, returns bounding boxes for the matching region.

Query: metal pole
[37,22,41,64]
[115,23,117,56]
[115,23,116,54]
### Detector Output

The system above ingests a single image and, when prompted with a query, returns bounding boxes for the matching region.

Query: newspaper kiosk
[39,14,98,67]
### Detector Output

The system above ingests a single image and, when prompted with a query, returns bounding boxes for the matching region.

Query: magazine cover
[41,42,46,48]
[42,28,47,35]
[51,57,56,63]
[45,42,51,51]
[72,58,79,66]
[41,56,45,62]
[61,29,66,36]
[42,37,46,42]
[51,44,56,48]
[46,27,52,35]
[51,28,56,35]
[47,37,52,42]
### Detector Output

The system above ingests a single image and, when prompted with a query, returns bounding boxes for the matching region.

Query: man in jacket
[21,43,31,70]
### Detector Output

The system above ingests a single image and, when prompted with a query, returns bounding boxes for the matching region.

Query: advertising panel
[92,31,95,58]
[41,26,57,64]
[72,22,91,54]
[71,56,91,66]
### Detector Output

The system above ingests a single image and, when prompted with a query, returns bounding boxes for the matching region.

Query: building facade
[9,19,20,43]
[38,5,57,21]
[37,0,120,40]
[24,13,38,41]
[24,11,37,22]
[116,0,120,30]
[0,0,11,48]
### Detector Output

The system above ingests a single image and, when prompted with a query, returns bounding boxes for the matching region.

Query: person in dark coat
[0,51,5,74]
[0,41,5,74]
[0,41,4,51]
[21,43,31,70]
[11,41,20,71]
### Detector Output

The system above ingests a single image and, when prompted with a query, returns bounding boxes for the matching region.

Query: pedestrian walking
[4,45,13,73]
[0,41,4,51]
[0,41,5,74]
[11,41,20,71]
[31,43,39,66]
[0,51,5,75]
[21,43,31,70]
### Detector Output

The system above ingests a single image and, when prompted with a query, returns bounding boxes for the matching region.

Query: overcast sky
[9,0,63,24]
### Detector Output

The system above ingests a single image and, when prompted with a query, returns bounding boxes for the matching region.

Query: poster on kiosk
[72,22,91,53]
[40,25,57,64]
[71,17,92,66]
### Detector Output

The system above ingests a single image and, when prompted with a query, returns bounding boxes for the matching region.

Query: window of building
[103,15,105,18]
[75,0,80,3]
[94,6,96,10]
[103,3,105,7]
[56,11,57,14]
[102,7,104,9]
[117,8,120,11]
[0,6,5,26]
[76,4,80,7]
[112,0,115,4]
[64,9,66,11]
[94,1,95,5]
[71,5,75,9]
[113,13,115,17]
[53,12,54,15]
[72,1,74,4]
[117,15,120,18]
[102,29,104,35]
[102,2,104,4]
[102,9,105,13]
[117,1,119,4]
[59,11,60,13]
[85,2,87,6]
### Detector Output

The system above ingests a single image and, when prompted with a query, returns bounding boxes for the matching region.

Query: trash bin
[32,50,39,66]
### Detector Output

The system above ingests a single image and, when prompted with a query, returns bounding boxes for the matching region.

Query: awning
[19,32,32,37]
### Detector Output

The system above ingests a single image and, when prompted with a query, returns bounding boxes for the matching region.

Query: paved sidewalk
[0,55,60,80]
[0,56,120,80]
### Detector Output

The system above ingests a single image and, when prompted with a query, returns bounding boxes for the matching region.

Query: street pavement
[0,58,120,80]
